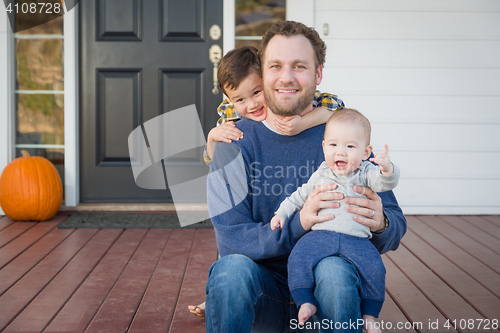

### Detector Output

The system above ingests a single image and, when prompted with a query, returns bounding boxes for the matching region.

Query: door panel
[97,0,141,41]
[160,70,202,112]
[161,0,202,40]
[80,0,222,202]
[96,70,141,165]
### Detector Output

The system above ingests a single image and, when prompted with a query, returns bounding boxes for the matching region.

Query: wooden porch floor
[0,214,498,333]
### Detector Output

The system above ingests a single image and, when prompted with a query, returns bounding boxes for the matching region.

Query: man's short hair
[260,20,326,68]
[326,108,372,145]
[217,46,262,96]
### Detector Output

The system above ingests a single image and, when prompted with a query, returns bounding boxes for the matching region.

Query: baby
[271,108,400,333]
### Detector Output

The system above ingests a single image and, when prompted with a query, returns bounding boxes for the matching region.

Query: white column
[223,0,235,54]
[0,6,14,215]
[63,4,79,206]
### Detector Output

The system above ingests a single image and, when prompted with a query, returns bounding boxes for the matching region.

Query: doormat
[58,212,213,229]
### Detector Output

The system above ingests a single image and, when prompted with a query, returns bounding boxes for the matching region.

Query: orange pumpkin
[0,150,62,221]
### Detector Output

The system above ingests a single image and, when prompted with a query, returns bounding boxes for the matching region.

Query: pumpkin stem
[21,150,31,158]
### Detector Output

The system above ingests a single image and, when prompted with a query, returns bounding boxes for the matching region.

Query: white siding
[287,0,314,27]
[314,0,500,214]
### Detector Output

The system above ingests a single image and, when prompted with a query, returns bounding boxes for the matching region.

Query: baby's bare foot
[363,315,381,333]
[188,302,205,317]
[298,303,317,324]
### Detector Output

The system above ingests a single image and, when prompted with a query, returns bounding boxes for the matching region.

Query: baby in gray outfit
[271,108,400,333]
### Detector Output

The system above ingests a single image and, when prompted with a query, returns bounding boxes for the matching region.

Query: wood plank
[0,228,74,296]
[414,216,500,293]
[4,229,123,333]
[461,215,500,240]
[379,291,417,332]
[382,256,457,332]
[402,226,500,321]
[410,216,500,310]
[128,229,196,333]
[84,229,170,333]
[0,218,62,269]
[438,215,500,256]
[387,246,486,331]
[0,221,36,247]
[0,228,98,331]
[0,215,493,332]
[168,229,218,333]
[44,229,149,333]
[0,217,14,232]
[482,215,500,226]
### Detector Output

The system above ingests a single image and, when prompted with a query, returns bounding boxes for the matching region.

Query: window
[14,11,64,185]
[235,0,286,49]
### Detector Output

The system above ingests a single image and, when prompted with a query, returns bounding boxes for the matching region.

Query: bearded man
[205,21,406,333]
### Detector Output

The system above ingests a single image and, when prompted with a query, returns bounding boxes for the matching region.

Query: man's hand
[369,144,394,175]
[273,115,304,136]
[345,186,385,232]
[299,184,342,231]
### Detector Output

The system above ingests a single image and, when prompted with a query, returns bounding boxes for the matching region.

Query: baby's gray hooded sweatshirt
[275,160,400,238]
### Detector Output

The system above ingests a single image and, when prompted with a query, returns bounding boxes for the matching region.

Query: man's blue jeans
[205,254,362,333]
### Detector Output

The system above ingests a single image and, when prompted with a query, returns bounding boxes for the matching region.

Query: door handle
[209,45,222,95]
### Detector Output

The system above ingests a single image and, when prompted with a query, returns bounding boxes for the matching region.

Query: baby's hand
[273,115,303,136]
[369,144,394,175]
[208,121,243,143]
[270,215,286,230]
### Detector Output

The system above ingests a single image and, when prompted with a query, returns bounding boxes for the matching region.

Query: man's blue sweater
[207,118,406,278]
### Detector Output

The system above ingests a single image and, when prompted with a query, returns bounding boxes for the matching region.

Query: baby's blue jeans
[288,230,385,318]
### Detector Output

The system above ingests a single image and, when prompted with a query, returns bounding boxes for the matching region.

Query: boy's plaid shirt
[204,91,345,164]
[216,90,344,125]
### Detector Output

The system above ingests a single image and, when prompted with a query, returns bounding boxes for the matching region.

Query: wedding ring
[369,210,375,218]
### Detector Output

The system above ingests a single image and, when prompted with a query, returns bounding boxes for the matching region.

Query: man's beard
[264,84,316,117]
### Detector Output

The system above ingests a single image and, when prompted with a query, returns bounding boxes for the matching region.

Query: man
[205,21,406,333]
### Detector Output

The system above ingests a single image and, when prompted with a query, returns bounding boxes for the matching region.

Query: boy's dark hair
[260,20,326,69]
[218,46,262,95]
